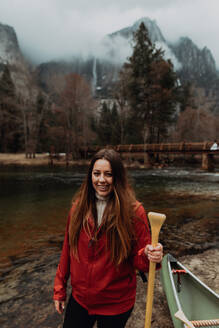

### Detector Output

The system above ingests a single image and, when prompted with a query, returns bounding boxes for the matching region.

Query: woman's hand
[54,300,65,314]
[144,243,163,263]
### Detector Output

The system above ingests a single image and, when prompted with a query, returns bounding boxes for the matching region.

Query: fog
[0,0,218,67]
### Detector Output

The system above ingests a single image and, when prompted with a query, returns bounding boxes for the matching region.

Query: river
[0,166,219,275]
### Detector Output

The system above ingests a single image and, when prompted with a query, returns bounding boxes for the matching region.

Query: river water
[0,166,219,274]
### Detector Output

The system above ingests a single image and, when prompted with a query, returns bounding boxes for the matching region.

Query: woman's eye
[93,171,112,177]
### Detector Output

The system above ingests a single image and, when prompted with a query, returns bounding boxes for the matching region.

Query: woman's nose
[99,174,105,182]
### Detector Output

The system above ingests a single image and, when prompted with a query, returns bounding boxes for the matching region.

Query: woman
[53,148,163,328]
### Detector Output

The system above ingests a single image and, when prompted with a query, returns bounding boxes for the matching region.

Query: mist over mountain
[35,18,218,97]
[0,17,219,109]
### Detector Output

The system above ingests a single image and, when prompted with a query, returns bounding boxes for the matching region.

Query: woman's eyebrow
[93,170,112,173]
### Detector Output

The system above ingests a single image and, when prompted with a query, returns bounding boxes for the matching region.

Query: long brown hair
[69,148,137,265]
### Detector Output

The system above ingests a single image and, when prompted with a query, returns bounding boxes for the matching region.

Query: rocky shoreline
[1,153,218,170]
[0,245,218,328]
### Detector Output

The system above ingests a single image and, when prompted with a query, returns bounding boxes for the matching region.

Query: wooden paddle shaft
[145,212,166,328]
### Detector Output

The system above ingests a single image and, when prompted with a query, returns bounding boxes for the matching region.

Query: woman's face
[92,159,113,197]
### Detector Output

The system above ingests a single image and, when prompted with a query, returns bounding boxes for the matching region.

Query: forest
[0,23,219,159]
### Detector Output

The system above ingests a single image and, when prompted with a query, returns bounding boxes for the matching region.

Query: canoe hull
[161,254,219,328]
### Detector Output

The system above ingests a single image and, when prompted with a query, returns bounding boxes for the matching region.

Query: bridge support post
[202,154,214,171]
[144,152,152,168]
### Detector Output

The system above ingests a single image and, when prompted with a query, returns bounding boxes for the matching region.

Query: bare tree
[59,73,95,159]
[114,70,130,144]
[173,107,216,141]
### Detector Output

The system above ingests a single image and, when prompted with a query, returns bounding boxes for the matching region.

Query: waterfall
[92,57,97,95]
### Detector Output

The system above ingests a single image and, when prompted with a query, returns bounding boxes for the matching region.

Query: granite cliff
[0,22,36,99]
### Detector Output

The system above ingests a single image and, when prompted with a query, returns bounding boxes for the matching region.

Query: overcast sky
[0,0,219,67]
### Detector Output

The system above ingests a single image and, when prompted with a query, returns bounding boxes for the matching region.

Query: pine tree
[110,102,120,145]
[118,22,179,144]
[92,101,121,145]
[95,102,112,145]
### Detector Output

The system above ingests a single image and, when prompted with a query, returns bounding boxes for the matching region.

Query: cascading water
[92,56,97,95]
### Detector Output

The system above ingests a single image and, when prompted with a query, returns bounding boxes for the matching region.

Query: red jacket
[53,202,151,315]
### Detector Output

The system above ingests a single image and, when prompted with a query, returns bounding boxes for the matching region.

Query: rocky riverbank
[1,153,218,170]
[0,153,50,166]
[0,245,218,328]
[0,153,89,167]
[0,154,218,327]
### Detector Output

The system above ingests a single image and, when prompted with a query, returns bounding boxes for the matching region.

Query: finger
[148,244,162,253]
[148,250,163,262]
[59,304,63,314]
[155,243,163,251]
[152,249,163,257]
[55,305,60,314]
[54,301,63,314]
[56,303,62,314]
[147,245,154,252]
[149,256,162,263]
[145,244,163,262]
[61,302,65,312]
[144,244,151,256]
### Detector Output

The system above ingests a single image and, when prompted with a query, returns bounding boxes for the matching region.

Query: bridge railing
[82,142,215,154]
[80,142,219,155]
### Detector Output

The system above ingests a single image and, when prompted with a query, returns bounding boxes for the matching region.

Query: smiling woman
[92,158,113,197]
[53,148,163,328]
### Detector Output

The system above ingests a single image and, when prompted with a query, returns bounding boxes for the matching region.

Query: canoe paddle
[175,309,195,328]
[145,212,166,328]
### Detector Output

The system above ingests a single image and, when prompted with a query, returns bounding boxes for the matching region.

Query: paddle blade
[175,310,195,328]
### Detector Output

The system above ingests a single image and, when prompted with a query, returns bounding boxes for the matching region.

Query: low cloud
[95,35,132,64]
[155,42,182,71]
[0,0,218,68]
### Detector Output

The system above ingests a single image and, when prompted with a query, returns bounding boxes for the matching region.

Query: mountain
[0,22,37,99]
[0,18,219,110]
[102,17,218,89]
[0,22,22,65]
[35,18,218,102]
[169,37,217,87]
[36,17,181,96]
[109,17,166,43]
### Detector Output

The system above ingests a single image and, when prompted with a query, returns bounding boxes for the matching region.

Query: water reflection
[0,167,218,271]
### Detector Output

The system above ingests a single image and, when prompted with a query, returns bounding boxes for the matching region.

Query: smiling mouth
[97,185,109,190]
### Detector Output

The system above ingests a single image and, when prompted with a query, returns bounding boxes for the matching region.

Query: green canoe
[161,254,219,328]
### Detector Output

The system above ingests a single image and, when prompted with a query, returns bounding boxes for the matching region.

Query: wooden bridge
[80,141,219,171]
